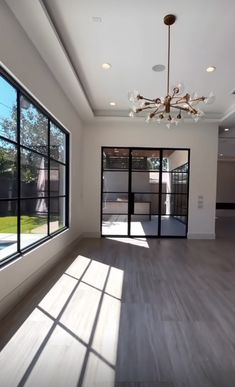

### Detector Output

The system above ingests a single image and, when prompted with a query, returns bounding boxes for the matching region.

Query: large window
[0,67,69,266]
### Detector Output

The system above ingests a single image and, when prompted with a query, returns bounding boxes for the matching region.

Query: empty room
[0,0,235,386]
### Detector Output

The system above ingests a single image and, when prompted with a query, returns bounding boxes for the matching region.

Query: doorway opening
[101,147,190,238]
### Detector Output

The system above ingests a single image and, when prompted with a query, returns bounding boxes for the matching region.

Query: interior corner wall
[0,1,84,319]
[82,120,218,239]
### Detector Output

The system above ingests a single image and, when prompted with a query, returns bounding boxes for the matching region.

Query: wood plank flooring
[1,221,235,386]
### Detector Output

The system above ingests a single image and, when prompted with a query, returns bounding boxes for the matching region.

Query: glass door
[130,149,160,236]
[160,150,189,237]
[101,148,129,236]
[101,147,189,238]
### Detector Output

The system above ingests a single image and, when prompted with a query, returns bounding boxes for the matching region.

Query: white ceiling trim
[4,0,94,122]
[4,0,235,125]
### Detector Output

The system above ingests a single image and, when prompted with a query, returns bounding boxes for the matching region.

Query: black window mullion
[158,149,163,236]
[48,119,50,235]
[65,132,70,227]
[0,135,18,146]
[17,91,21,252]
[128,148,132,237]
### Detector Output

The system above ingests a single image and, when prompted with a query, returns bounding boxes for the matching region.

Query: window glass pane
[162,150,189,171]
[50,160,65,196]
[161,194,188,215]
[133,193,159,214]
[20,96,48,155]
[0,138,17,199]
[162,172,188,193]
[0,200,17,262]
[102,214,128,236]
[20,199,48,249]
[50,123,66,163]
[103,193,128,214]
[103,171,128,192]
[103,148,129,170]
[161,215,187,236]
[50,197,66,233]
[0,76,17,141]
[132,172,159,193]
[21,149,48,197]
[131,149,160,171]
[131,215,159,236]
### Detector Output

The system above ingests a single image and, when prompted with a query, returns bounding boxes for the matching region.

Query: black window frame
[0,66,70,267]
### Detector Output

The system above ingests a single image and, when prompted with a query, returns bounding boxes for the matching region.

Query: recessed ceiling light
[206,66,216,73]
[224,128,230,132]
[109,102,116,106]
[219,153,224,156]
[152,64,165,72]
[92,16,102,23]
[102,63,112,70]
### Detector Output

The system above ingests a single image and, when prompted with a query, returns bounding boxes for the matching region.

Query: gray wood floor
[1,218,235,386]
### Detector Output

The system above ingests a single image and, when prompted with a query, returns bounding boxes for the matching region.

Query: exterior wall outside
[82,120,218,239]
[0,1,83,319]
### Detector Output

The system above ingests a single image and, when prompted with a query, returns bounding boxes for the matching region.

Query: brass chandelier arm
[137,105,159,112]
[170,105,194,113]
[186,102,198,114]
[141,97,161,103]
[150,107,163,117]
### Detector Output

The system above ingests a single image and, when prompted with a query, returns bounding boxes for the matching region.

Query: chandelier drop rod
[167,24,170,96]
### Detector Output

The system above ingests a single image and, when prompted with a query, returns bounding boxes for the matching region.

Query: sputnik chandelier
[128,14,215,127]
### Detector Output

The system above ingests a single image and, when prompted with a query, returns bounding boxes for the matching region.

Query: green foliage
[0,216,47,233]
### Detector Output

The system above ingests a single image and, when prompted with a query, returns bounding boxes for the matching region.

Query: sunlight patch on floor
[107,237,149,249]
[0,254,124,387]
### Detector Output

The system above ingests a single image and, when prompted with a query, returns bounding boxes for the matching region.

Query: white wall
[82,120,218,239]
[0,1,83,318]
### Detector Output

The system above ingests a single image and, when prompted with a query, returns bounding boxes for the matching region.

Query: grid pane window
[21,149,48,198]
[50,197,66,233]
[0,138,17,199]
[50,123,66,163]
[0,76,17,142]
[50,160,66,196]
[20,96,48,155]
[0,70,69,266]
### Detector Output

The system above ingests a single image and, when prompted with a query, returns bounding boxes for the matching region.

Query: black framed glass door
[101,147,190,238]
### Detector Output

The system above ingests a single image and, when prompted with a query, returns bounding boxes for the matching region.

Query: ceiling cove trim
[4,0,93,122]
[40,0,94,114]
[4,0,235,125]
[94,109,223,122]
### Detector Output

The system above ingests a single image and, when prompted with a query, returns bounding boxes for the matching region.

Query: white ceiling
[4,0,235,124]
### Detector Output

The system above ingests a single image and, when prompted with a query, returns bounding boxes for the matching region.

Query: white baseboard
[187,233,216,240]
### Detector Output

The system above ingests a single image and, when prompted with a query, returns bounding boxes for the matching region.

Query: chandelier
[128,14,215,127]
